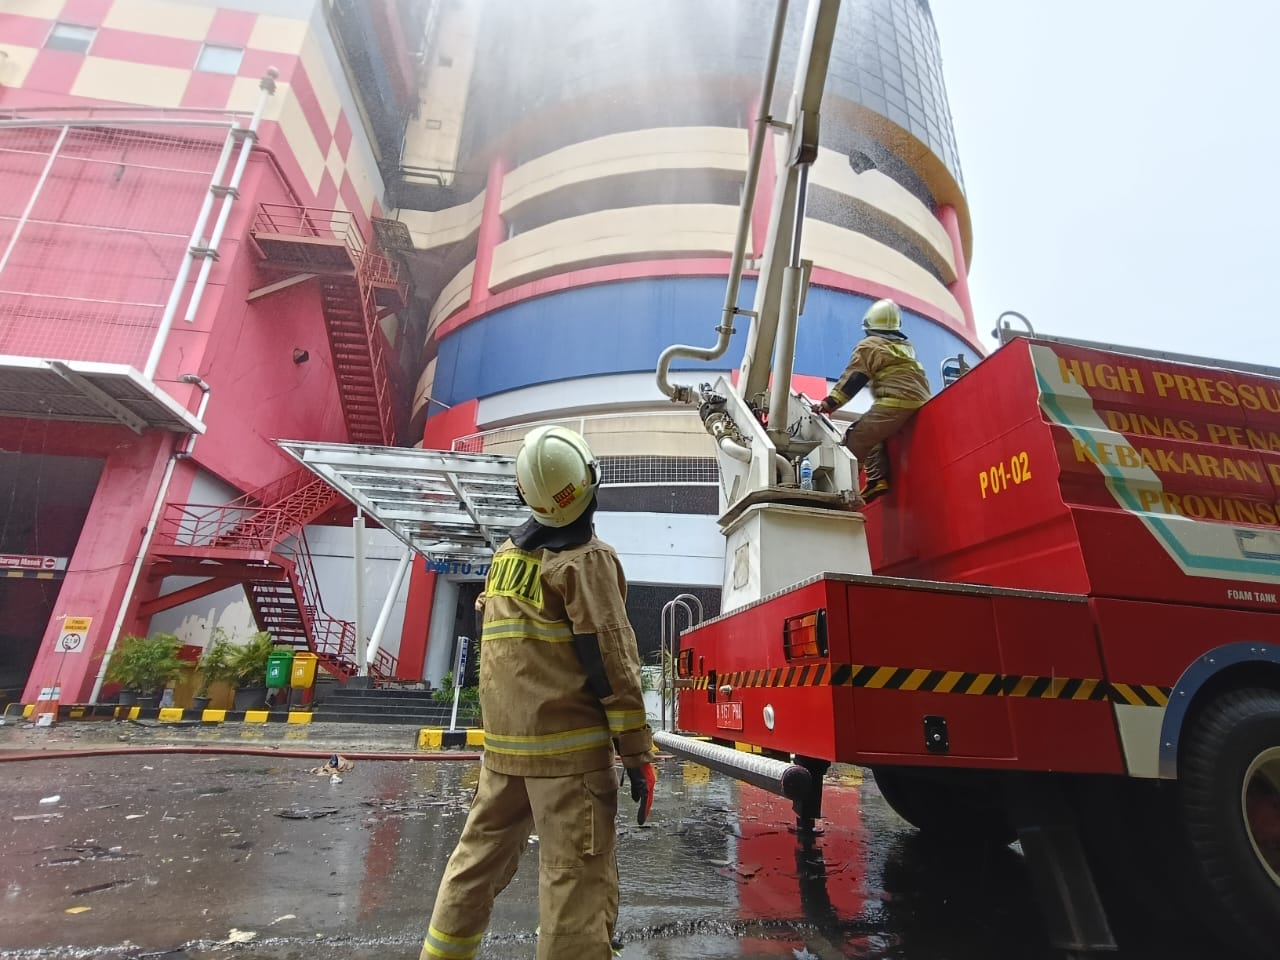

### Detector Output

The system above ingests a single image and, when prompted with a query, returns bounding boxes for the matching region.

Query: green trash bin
[265,649,295,688]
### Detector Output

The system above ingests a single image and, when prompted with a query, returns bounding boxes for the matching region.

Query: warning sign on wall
[57,617,92,655]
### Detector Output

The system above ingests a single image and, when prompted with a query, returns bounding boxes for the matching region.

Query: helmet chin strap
[511,494,598,551]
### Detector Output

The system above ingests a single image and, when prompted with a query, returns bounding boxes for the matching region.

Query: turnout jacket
[476,517,653,777]
[825,331,931,411]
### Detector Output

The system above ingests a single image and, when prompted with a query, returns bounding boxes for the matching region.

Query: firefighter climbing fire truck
[652,1,1280,957]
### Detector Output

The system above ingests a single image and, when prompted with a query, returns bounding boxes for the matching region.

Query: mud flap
[1005,776,1118,956]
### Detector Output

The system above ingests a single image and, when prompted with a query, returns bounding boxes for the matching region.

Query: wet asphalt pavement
[0,726,1207,960]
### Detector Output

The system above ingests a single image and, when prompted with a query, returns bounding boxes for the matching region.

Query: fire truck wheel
[870,766,1015,847]
[1178,686,1280,956]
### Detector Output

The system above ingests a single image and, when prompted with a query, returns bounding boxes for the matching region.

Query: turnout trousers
[841,403,917,486]
[421,764,619,960]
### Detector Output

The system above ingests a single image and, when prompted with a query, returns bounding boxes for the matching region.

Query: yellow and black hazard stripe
[1107,682,1172,707]
[693,662,1172,706]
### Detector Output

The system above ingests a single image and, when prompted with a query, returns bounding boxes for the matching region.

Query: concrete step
[316,708,477,725]
[320,691,440,706]
[328,687,438,701]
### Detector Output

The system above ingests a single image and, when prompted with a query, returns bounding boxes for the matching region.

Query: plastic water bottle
[799,457,814,490]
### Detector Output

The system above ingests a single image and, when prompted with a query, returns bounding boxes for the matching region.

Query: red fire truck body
[676,335,1280,780]
[648,6,1280,951]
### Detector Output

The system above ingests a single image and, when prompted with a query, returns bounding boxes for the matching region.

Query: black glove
[623,763,656,826]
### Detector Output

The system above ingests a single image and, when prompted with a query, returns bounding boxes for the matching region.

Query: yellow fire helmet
[515,424,600,528]
[862,298,902,333]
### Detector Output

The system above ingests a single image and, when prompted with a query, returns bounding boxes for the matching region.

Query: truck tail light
[677,648,694,678]
[783,609,828,660]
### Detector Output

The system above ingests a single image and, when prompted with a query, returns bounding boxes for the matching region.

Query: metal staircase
[137,205,411,682]
[147,485,398,682]
[250,204,406,446]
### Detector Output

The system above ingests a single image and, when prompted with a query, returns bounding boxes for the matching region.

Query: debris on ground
[224,929,257,943]
[39,795,61,805]
[362,795,468,819]
[41,843,134,866]
[70,878,136,896]
[308,754,355,775]
[275,807,339,820]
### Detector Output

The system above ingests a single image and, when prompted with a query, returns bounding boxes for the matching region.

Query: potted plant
[104,633,183,709]
[192,630,237,711]
[227,630,275,710]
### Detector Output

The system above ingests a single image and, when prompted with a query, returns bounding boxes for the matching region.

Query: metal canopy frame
[279,440,525,562]
[0,355,205,433]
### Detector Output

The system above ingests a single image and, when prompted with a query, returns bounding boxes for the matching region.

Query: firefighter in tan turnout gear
[815,298,931,502]
[421,425,655,960]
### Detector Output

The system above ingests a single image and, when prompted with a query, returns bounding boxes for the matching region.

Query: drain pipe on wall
[183,69,278,324]
[89,375,211,704]
[142,132,237,381]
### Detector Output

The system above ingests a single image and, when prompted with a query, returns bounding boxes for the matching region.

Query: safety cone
[34,682,59,727]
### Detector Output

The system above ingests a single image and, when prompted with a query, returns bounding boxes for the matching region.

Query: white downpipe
[142,129,237,379]
[89,377,212,704]
[0,125,69,280]
[366,547,412,671]
[353,512,367,676]
[183,69,278,325]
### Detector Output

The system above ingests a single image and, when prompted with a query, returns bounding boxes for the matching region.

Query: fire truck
[651,2,1280,956]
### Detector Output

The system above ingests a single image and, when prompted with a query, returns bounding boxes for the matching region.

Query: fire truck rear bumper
[653,730,812,801]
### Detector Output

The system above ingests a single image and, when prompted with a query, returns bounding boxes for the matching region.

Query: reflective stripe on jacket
[476,537,652,777]
[829,334,931,410]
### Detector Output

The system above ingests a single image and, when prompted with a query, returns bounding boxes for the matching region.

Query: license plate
[715,701,744,731]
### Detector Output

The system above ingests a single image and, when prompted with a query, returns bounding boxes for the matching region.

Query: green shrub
[196,629,239,697]
[432,671,480,708]
[226,630,276,687]
[104,633,184,694]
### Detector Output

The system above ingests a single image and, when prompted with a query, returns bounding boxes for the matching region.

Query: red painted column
[21,431,174,704]
[469,155,509,305]
[747,100,777,258]
[396,559,435,681]
[937,204,976,339]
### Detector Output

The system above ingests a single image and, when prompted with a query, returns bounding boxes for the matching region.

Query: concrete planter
[233,685,267,711]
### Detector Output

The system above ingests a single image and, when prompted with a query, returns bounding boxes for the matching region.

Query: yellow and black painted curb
[4,702,315,724]
[692,663,1173,707]
[418,728,485,750]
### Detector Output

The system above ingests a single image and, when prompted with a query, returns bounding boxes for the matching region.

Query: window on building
[45,23,96,54]
[424,118,443,130]
[196,43,243,75]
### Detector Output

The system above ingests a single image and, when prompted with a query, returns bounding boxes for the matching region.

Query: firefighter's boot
[860,443,891,502]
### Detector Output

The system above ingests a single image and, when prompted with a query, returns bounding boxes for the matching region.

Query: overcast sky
[930,1,1278,365]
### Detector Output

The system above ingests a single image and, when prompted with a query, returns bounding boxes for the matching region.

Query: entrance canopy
[0,356,204,433]
[279,440,525,562]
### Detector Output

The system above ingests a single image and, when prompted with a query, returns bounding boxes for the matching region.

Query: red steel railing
[253,203,366,259]
[153,502,398,681]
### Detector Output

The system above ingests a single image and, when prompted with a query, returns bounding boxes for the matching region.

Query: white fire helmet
[515,425,600,528]
[862,298,902,333]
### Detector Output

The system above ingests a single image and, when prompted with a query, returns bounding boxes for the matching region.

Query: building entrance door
[0,451,103,705]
